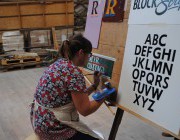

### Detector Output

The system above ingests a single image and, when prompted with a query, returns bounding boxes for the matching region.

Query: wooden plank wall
[87,0,131,89]
[0,32,3,43]
[0,1,74,30]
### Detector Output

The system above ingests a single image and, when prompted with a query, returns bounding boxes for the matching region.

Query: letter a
[144,34,151,45]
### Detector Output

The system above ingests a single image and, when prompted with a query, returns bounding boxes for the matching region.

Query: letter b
[152,34,159,45]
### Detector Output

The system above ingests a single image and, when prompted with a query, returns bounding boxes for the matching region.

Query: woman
[30,34,105,140]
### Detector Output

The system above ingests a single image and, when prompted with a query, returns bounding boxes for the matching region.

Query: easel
[108,108,124,140]
[108,107,179,140]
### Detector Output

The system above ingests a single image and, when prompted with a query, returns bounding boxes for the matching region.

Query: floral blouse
[30,58,87,140]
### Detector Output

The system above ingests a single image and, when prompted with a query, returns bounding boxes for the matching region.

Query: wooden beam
[42,3,46,27]
[0,26,74,31]
[0,0,73,6]
[0,12,74,18]
[17,1,22,28]
[65,0,69,36]
[0,1,74,30]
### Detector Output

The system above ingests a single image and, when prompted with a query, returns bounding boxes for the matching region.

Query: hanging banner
[102,0,125,22]
[84,53,115,78]
[84,0,106,48]
[118,25,180,136]
[128,0,180,24]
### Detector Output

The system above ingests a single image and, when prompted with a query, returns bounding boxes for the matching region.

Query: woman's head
[60,34,92,66]
[69,34,92,59]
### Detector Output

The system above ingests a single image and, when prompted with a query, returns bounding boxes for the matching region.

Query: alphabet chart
[118,25,180,137]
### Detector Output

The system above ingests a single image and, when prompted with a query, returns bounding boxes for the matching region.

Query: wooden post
[51,27,59,50]
[0,31,3,53]
[42,2,46,27]
[17,0,22,29]
[23,30,31,52]
[65,0,69,38]
[50,29,54,47]
[0,31,2,44]
[108,108,124,140]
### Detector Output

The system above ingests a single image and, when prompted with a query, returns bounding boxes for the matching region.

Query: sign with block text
[84,53,115,78]
[84,0,106,48]
[128,0,180,24]
[102,0,125,22]
[118,25,180,136]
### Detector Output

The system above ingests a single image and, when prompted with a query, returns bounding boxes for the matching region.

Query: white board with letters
[118,25,180,136]
[128,0,180,24]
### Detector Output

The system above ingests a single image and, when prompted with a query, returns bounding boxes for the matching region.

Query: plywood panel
[45,14,74,27]
[110,73,121,88]
[67,2,74,13]
[114,19,128,47]
[67,14,74,25]
[99,20,128,47]
[22,16,44,28]
[96,44,112,56]
[0,13,74,30]
[20,4,43,15]
[0,1,74,30]
[0,5,18,16]
[46,3,66,13]
[111,47,124,75]
[99,22,116,46]
[45,2,74,13]
[0,17,20,30]
[124,0,131,19]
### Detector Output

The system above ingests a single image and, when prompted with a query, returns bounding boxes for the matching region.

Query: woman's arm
[85,84,97,95]
[71,91,104,116]
[85,71,101,95]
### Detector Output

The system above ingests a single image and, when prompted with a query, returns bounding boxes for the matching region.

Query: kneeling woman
[30,34,105,140]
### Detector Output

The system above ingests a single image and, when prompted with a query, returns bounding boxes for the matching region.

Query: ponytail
[58,33,92,60]
[59,40,70,59]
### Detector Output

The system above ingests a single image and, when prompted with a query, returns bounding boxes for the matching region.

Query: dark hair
[60,40,70,58]
[60,34,92,60]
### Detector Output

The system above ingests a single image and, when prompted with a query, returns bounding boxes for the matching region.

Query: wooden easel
[108,108,179,140]
[108,108,124,140]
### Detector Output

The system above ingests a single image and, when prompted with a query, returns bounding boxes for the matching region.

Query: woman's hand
[93,71,101,89]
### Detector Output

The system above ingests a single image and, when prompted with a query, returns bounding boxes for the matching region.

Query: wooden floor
[0,68,174,140]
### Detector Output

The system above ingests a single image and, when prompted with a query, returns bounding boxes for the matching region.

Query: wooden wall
[0,0,74,30]
[0,32,3,43]
[84,0,131,89]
